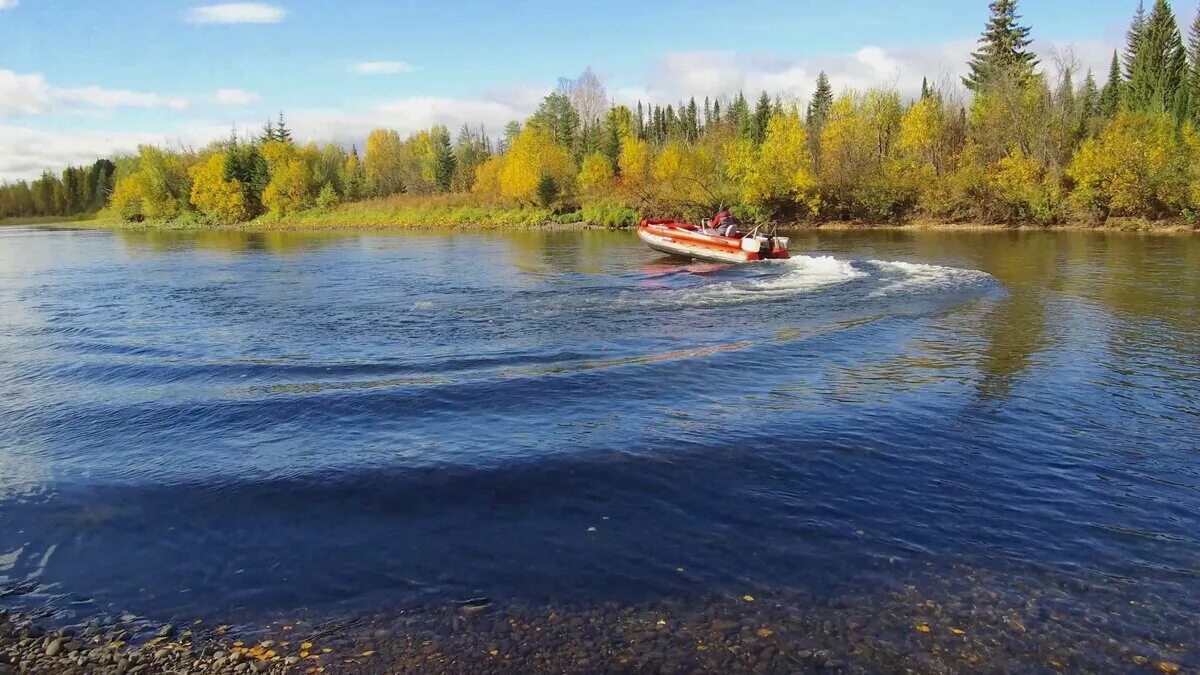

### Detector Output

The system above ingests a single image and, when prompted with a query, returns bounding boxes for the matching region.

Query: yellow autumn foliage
[472,156,505,198]
[499,126,573,203]
[1067,111,1191,218]
[190,154,250,223]
[262,157,313,216]
[727,110,818,212]
[618,137,652,189]
[578,153,615,194]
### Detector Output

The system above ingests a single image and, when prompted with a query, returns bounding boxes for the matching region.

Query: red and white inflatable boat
[637,212,790,264]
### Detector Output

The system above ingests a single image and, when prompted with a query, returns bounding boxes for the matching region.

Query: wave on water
[625,255,995,310]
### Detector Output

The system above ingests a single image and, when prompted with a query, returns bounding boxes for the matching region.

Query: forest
[4,0,1200,228]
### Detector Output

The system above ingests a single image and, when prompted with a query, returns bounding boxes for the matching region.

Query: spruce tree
[963,0,1038,91]
[920,76,931,100]
[259,118,276,143]
[1126,0,1187,117]
[432,126,455,193]
[1079,69,1100,134]
[1188,8,1200,123]
[686,97,699,140]
[712,99,722,124]
[751,91,772,144]
[274,111,293,143]
[807,72,833,127]
[1126,1,1147,80]
[703,96,712,128]
[1099,51,1123,118]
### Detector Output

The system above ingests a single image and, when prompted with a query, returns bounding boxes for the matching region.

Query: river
[0,226,1197,671]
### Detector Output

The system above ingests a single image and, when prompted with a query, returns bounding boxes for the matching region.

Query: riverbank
[32,204,1196,234]
[2,565,1191,674]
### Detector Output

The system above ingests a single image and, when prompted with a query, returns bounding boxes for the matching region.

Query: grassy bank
[0,213,103,227]
[58,192,1199,234]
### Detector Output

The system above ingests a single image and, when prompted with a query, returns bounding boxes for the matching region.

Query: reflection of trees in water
[504,230,628,275]
[117,229,354,255]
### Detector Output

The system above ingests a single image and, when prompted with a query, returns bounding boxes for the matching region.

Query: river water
[0,226,1197,669]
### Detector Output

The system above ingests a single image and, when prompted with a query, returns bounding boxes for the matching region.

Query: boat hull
[637,220,789,264]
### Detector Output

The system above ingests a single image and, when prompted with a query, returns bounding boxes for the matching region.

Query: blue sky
[0,0,1193,179]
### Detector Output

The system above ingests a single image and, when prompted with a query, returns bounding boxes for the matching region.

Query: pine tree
[920,76,932,100]
[1188,8,1200,123]
[1099,51,1123,118]
[963,0,1038,91]
[274,111,293,143]
[712,99,722,124]
[259,118,276,143]
[703,96,712,128]
[1126,1,1147,80]
[1126,0,1187,117]
[807,72,834,128]
[636,101,645,139]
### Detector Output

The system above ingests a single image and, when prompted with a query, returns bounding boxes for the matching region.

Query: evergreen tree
[530,92,579,148]
[500,121,521,154]
[1188,8,1200,123]
[728,92,751,139]
[807,72,834,127]
[703,96,712,128]
[259,118,276,143]
[1126,0,1187,117]
[963,0,1038,91]
[1099,51,1123,118]
[636,101,645,139]
[712,99,722,124]
[431,126,456,193]
[1126,1,1147,80]
[274,111,293,143]
[686,97,699,140]
[920,76,932,100]
[751,91,772,144]
[1079,69,1100,134]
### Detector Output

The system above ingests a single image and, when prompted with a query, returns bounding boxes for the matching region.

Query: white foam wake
[866,260,994,297]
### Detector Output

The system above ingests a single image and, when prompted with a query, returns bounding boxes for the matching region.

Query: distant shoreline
[10,212,1195,235]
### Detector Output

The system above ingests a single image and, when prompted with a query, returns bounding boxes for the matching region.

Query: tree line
[7,0,1200,227]
[0,160,115,220]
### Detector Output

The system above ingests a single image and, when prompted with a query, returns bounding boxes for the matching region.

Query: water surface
[0,226,1197,653]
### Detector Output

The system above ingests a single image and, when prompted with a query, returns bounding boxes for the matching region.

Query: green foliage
[315,182,340,210]
[535,175,560,208]
[580,200,639,228]
[1126,0,1187,117]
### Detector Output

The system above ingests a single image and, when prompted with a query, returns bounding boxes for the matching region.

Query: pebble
[44,638,62,657]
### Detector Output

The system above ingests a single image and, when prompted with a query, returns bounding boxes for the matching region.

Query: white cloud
[628,38,1114,109]
[214,88,262,106]
[0,69,274,118]
[185,3,286,24]
[56,86,189,111]
[0,70,54,116]
[0,124,213,179]
[348,61,415,76]
[0,0,18,10]
[0,69,191,117]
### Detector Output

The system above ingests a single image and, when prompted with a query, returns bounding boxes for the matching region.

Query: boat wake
[626,255,996,310]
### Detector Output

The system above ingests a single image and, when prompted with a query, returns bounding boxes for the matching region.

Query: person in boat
[710,209,740,237]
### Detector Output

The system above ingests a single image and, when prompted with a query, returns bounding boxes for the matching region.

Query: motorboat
[637,213,790,264]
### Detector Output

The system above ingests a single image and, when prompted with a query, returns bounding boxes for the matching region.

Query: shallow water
[0,227,1197,649]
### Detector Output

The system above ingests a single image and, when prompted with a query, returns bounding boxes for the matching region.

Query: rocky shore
[1,565,1194,673]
